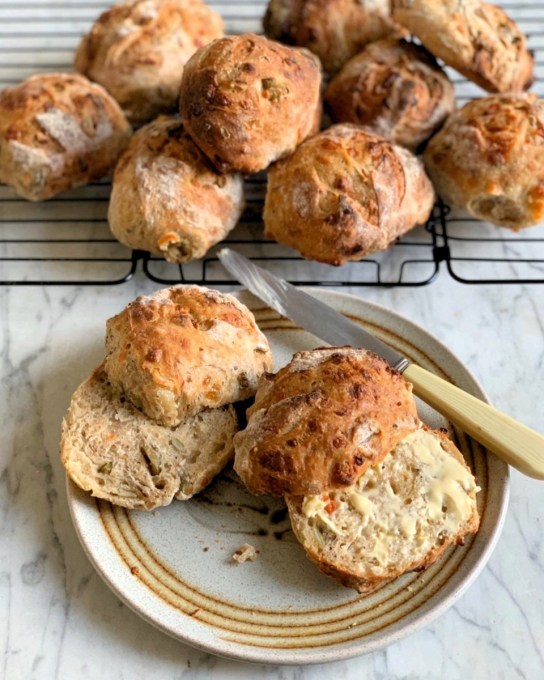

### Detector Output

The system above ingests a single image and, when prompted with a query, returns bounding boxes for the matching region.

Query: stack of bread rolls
[60,285,272,510]
[0,0,541,262]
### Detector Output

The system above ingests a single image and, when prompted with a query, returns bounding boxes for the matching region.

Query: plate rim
[66,287,510,664]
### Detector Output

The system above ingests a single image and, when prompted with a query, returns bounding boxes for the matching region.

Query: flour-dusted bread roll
[108,117,245,262]
[61,366,238,510]
[392,0,533,93]
[263,124,435,265]
[234,348,420,497]
[263,0,402,75]
[0,73,131,202]
[75,0,223,124]
[286,427,480,592]
[324,39,455,151]
[424,93,544,230]
[105,285,273,427]
[179,34,322,174]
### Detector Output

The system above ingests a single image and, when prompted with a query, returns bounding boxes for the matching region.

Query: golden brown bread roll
[104,285,273,427]
[392,0,533,93]
[424,93,544,230]
[0,73,131,202]
[263,124,435,265]
[75,0,223,124]
[263,0,402,75]
[324,39,455,151]
[233,347,420,497]
[179,33,322,174]
[108,116,245,262]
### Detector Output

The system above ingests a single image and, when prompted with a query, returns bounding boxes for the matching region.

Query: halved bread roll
[61,366,238,510]
[104,285,272,427]
[287,427,480,592]
[234,347,420,496]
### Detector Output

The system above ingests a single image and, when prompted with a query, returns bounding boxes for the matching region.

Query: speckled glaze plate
[67,290,509,664]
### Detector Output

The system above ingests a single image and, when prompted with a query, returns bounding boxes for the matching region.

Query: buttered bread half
[287,427,480,592]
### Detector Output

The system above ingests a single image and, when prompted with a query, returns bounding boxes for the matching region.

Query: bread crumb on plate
[232,543,258,564]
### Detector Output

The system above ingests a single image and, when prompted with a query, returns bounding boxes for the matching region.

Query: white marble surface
[1,275,543,679]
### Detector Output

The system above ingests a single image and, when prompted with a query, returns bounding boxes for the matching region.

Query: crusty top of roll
[233,347,420,496]
[392,0,533,93]
[423,93,544,230]
[264,0,402,75]
[179,33,322,174]
[324,39,455,151]
[263,124,435,265]
[0,73,131,201]
[104,285,272,427]
[75,0,223,124]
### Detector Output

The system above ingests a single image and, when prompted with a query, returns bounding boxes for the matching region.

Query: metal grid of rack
[0,0,543,286]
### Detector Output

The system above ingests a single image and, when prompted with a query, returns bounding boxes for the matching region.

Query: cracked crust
[233,347,420,496]
[424,93,544,230]
[75,0,223,124]
[0,73,131,201]
[324,39,455,151]
[392,0,533,93]
[263,0,403,75]
[108,116,245,262]
[104,285,272,426]
[179,33,322,174]
[263,124,435,265]
[60,365,238,510]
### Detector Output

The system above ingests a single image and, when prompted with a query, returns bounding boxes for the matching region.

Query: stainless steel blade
[217,248,410,372]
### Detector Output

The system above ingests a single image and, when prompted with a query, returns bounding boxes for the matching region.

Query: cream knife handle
[404,364,544,479]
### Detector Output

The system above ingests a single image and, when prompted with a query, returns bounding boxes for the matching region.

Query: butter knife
[218,248,544,480]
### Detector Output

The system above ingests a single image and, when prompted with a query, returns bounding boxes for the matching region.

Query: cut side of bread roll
[61,366,238,510]
[287,428,480,592]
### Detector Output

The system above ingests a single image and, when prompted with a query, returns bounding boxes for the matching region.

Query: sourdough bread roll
[286,427,480,592]
[263,124,435,265]
[108,117,245,262]
[179,33,322,174]
[234,348,420,496]
[75,0,223,124]
[0,73,131,201]
[424,93,544,230]
[264,0,402,75]
[105,285,272,427]
[61,366,238,510]
[392,0,533,93]
[324,39,455,151]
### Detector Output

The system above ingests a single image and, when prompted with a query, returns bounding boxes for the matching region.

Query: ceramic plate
[67,290,509,664]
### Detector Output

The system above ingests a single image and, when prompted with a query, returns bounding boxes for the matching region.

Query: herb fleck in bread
[105,285,272,427]
[286,427,480,592]
[234,347,420,496]
[61,366,238,510]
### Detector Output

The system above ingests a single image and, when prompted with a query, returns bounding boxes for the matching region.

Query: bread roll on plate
[108,116,245,262]
[392,0,533,93]
[105,285,272,427]
[234,348,420,496]
[61,366,238,510]
[324,39,455,151]
[424,93,544,230]
[0,73,131,201]
[264,0,402,75]
[179,33,322,174]
[287,427,480,592]
[263,124,435,265]
[75,0,223,124]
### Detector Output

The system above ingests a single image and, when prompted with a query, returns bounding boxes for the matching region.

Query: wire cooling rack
[0,0,543,286]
